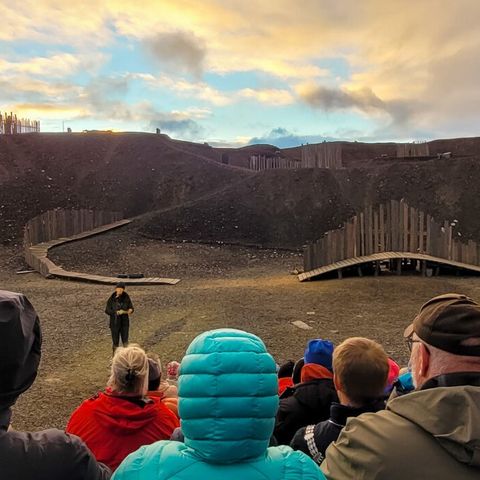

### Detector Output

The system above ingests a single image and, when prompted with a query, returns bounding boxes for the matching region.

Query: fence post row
[304,200,478,271]
[1,112,40,134]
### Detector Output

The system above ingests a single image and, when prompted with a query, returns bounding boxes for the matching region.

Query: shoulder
[320,409,414,479]
[113,441,197,479]
[267,446,326,478]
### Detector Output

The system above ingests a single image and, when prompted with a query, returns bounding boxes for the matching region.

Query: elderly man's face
[115,287,124,296]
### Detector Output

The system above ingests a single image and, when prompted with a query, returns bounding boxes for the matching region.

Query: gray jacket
[0,409,111,480]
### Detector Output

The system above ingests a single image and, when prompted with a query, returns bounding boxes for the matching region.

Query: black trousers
[110,315,129,348]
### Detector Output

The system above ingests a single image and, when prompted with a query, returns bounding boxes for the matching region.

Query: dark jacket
[105,292,133,326]
[321,372,480,480]
[274,378,338,445]
[290,400,385,463]
[0,409,111,480]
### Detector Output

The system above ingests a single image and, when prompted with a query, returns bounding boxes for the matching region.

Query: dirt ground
[3,236,480,433]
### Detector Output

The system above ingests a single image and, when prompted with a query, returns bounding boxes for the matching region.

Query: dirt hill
[3,132,480,250]
[0,132,252,244]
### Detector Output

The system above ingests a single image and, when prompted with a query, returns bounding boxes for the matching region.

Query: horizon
[2,1,480,147]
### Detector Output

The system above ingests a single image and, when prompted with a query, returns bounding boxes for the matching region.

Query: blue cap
[304,339,334,371]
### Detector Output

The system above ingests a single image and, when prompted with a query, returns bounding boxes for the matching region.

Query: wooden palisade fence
[1,112,40,134]
[24,209,123,277]
[248,154,299,170]
[304,199,480,272]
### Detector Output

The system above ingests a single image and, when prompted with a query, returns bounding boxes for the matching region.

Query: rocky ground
[4,235,480,433]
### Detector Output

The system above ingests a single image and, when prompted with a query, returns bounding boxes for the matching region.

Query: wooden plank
[373,210,379,253]
[360,212,365,256]
[379,204,385,252]
[418,210,424,253]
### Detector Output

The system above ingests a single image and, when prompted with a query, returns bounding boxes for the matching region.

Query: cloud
[144,31,206,78]
[297,83,419,131]
[248,127,337,148]
[238,88,294,106]
[147,114,203,137]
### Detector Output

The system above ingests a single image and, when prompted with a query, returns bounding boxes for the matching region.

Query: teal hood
[178,329,279,464]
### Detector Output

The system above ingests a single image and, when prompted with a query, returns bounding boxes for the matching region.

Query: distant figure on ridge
[105,283,134,355]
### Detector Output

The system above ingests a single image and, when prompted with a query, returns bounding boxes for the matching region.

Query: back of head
[0,290,41,409]
[108,345,148,395]
[147,353,162,391]
[333,337,389,405]
[179,329,278,464]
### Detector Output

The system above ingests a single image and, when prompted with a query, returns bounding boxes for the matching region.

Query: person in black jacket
[274,339,338,445]
[0,289,111,480]
[290,337,389,463]
[105,283,134,354]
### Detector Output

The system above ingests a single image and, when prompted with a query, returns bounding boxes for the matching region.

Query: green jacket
[321,375,480,479]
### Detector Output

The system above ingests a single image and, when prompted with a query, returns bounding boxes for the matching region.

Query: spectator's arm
[67,433,112,480]
[290,426,310,456]
[126,295,134,314]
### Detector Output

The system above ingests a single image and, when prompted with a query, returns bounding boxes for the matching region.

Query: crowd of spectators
[1,289,479,479]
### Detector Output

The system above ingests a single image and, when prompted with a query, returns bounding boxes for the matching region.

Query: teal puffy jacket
[113,329,325,479]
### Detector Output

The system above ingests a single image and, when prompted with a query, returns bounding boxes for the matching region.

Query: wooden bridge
[24,209,180,285]
[300,199,480,281]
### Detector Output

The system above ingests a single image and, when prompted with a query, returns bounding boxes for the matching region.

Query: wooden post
[396,258,402,275]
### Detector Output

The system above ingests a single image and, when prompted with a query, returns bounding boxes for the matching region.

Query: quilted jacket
[113,329,325,479]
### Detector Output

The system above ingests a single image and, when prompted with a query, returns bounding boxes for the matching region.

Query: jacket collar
[330,400,385,427]
[421,371,480,390]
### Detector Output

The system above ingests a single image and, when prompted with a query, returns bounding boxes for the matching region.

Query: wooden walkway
[26,218,180,285]
[299,251,480,282]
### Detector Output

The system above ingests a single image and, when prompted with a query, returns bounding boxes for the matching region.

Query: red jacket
[66,391,179,471]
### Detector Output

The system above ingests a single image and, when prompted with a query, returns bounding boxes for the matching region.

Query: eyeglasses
[405,337,421,353]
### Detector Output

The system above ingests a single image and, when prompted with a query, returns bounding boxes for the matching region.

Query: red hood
[91,392,162,435]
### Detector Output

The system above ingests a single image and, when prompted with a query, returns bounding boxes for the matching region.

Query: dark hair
[277,360,295,378]
[292,358,305,384]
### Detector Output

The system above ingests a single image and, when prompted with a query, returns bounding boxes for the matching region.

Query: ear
[418,343,430,377]
[333,373,342,392]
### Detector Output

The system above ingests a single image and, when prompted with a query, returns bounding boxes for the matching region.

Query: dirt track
[4,237,480,433]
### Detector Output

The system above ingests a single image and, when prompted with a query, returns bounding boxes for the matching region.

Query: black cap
[404,293,480,356]
[116,282,126,289]
[0,291,42,408]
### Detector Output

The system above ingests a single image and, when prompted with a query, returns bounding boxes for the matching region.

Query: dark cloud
[249,127,337,148]
[147,115,203,138]
[299,85,419,130]
[144,31,206,78]
[300,85,385,112]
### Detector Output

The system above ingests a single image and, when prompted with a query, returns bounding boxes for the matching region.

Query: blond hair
[333,337,389,405]
[108,344,148,395]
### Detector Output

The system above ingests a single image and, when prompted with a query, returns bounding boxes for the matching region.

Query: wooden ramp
[299,251,480,282]
[26,217,180,285]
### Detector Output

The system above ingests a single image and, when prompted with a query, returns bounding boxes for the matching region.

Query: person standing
[105,283,134,354]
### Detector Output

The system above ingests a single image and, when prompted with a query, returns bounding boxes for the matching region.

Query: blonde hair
[333,337,389,404]
[108,344,149,395]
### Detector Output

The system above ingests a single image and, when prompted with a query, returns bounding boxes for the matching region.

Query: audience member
[321,293,480,479]
[277,360,295,395]
[67,345,179,471]
[291,337,388,463]
[147,353,178,417]
[291,357,304,385]
[166,361,180,386]
[112,329,326,479]
[274,339,338,445]
[0,290,111,479]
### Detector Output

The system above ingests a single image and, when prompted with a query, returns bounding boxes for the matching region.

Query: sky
[1,0,480,147]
